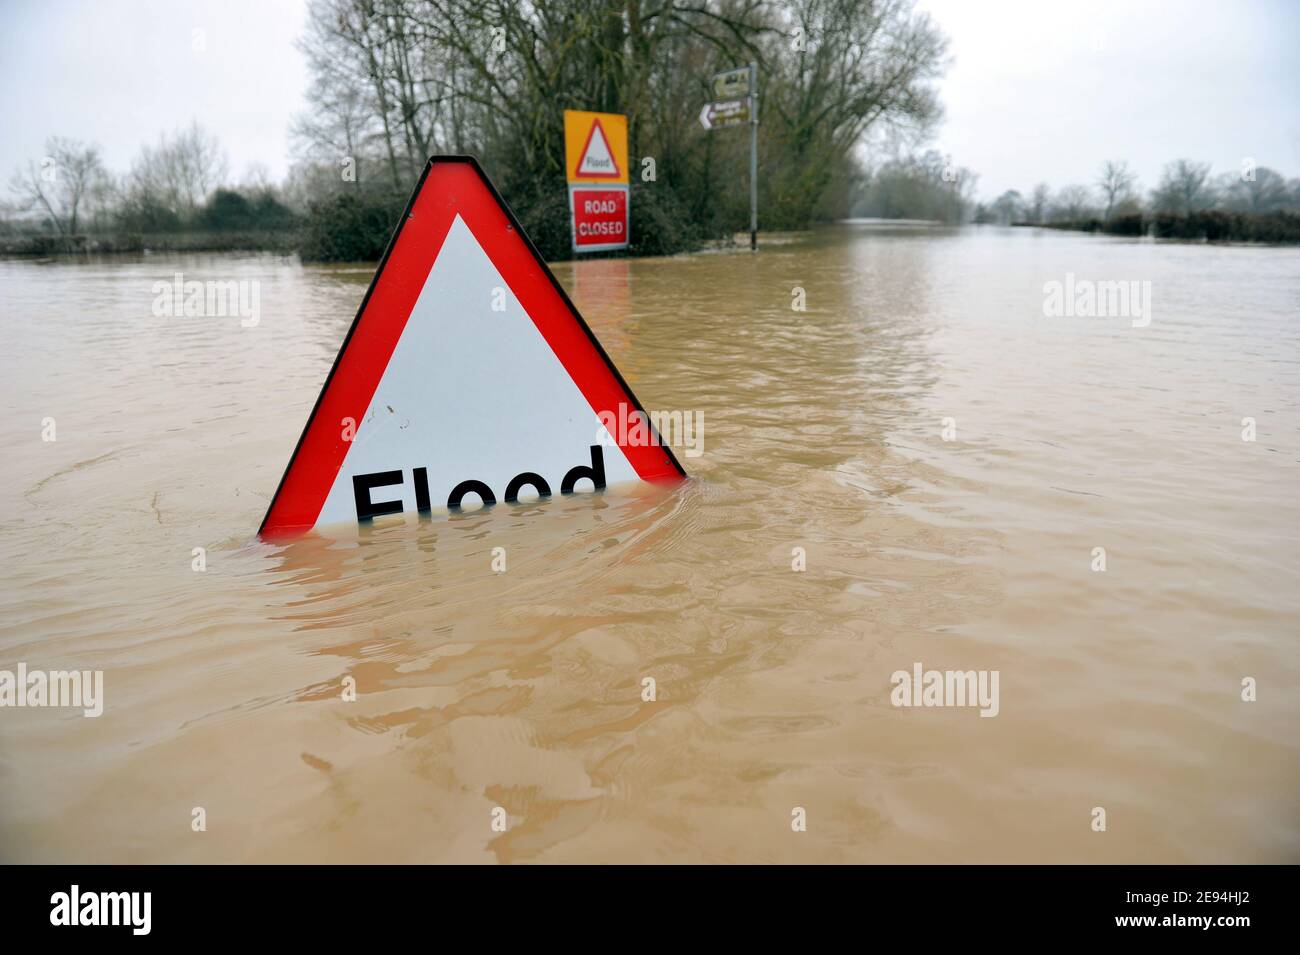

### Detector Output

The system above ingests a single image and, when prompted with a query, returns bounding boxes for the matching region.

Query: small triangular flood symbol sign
[259,157,683,539]
[576,119,621,178]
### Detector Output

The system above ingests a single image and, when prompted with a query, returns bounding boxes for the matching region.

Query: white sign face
[576,121,619,178]
[260,157,684,538]
[314,214,640,526]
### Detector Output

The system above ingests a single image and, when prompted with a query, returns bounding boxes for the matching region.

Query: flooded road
[1,224,1297,862]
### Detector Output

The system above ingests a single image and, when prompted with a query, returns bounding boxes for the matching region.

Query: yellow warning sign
[564,110,629,185]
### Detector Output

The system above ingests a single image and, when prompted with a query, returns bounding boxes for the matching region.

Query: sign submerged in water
[258,156,684,539]
[351,445,609,520]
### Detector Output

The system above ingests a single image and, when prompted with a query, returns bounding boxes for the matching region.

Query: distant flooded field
[1,223,1297,862]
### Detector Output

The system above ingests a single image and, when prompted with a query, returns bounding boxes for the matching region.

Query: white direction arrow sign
[698,98,751,131]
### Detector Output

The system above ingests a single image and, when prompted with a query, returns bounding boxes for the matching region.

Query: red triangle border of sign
[574,117,623,180]
[259,156,684,538]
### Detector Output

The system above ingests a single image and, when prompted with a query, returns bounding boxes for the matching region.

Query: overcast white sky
[0,0,309,185]
[1,0,1297,199]
[918,0,1300,196]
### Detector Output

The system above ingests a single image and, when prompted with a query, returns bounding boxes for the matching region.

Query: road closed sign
[258,156,683,538]
[564,109,630,253]
[570,187,629,252]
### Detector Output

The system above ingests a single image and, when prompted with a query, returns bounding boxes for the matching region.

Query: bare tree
[8,136,107,235]
[297,0,464,192]
[991,189,1023,225]
[1028,183,1050,223]
[125,121,229,220]
[1151,159,1216,216]
[855,149,974,222]
[291,76,372,183]
[764,0,947,218]
[1220,166,1291,214]
[1097,159,1136,220]
[1052,184,1095,223]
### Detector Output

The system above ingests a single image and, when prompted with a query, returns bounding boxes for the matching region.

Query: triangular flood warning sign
[576,119,621,179]
[260,156,683,538]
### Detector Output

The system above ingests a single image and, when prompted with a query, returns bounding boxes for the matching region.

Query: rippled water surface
[2,224,1297,862]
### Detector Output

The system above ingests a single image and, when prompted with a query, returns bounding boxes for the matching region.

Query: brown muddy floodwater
[1,223,1297,863]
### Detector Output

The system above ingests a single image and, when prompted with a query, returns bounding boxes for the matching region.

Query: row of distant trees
[850,149,977,223]
[975,159,1300,228]
[3,123,298,251]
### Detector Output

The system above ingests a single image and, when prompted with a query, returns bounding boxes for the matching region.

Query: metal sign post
[748,62,758,252]
[700,63,759,251]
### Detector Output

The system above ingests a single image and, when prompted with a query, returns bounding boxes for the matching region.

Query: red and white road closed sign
[570,186,629,252]
[258,156,684,538]
[564,110,630,253]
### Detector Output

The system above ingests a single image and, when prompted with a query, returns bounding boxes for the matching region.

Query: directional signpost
[712,64,751,100]
[700,64,759,250]
[564,110,630,253]
[698,99,751,130]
